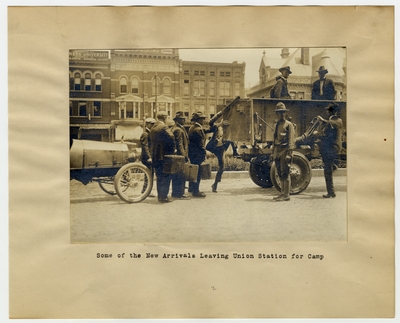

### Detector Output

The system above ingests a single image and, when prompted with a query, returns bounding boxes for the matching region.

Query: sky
[179,48,285,88]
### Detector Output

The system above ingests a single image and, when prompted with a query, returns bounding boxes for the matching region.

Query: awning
[71,124,114,130]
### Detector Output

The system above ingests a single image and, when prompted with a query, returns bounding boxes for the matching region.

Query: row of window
[184,80,241,97]
[70,101,102,117]
[74,72,102,91]
[184,70,241,77]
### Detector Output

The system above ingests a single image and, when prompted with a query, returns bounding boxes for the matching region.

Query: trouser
[321,146,339,195]
[154,163,171,200]
[141,162,153,193]
[214,146,225,184]
[274,147,291,197]
[188,162,203,194]
[171,172,186,197]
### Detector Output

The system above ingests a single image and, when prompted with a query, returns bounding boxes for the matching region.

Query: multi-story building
[247,48,346,101]
[69,49,246,143]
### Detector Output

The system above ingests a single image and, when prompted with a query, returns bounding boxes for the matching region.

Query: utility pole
[154,72,158,118]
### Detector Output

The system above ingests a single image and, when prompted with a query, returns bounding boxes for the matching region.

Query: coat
[271,76,291,99]
[188,122,207,165]
[140,127,152,164]
[150,121,175,168]
[311,78,336,100]
[171,123,189,159]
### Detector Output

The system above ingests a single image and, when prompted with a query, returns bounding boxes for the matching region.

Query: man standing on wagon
[311,66,337,101]
[270,66,292,99]
[272,102,295,201]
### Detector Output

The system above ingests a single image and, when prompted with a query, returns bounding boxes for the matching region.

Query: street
[70,170,347,243]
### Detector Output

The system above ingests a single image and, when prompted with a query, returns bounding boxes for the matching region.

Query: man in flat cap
[272,102,295,201]
[150,111,176,203]
[316,103,343,198]
[312,66,336,101]
[171,111,190,199]
[270,66,292,99]
[188,111,208,197]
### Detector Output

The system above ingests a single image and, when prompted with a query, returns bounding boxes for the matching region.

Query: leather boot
[276,179,290,201]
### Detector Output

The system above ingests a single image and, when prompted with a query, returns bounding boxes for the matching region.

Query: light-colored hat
[191,111,206,120]
[156,111,169,119]
[275,102,289,112]
[145,118,156,124]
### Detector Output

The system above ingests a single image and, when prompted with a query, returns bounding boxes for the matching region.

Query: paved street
[70,170,347,243]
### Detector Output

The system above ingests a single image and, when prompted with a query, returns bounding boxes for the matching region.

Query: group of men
[271,64,342,201]
[140,110,210,203]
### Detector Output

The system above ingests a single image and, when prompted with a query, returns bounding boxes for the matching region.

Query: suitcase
[200,163,212,179]
[184,163,199,182]
[163,155,185,174]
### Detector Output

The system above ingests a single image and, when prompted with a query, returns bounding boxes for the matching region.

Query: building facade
[69,49,246,143]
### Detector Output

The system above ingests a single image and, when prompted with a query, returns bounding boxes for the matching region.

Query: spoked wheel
[98,178,117,195]
[270,151,312,195]
[114,163,153,203]
[249,156,273,188]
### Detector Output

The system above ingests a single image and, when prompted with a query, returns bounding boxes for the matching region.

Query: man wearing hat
[272,102,295,201]
[311,66,336,101]
[140,117,156,170]
[316,103,343,198]
[188,111,208,197]
[171,111,190,199]
[270,66,292,99]
[150,111,176,203]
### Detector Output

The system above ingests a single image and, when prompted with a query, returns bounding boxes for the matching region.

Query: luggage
[200,163,212,179]
[163,155,185,174]
[184,163,199,182]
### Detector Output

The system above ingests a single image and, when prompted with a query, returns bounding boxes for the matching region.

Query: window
[226,72,231,77]
[184,70,189,75]
[289,91,296,99]
[85,73,91,91]
[210,71,215,77]
[74,73,81,90]
[131,78,139,94]
[194,71,199,76]
[95,73,102,91]
[297,92,305,100]
[126,102,134,118]
[209,81,215,96]
[93,101,101,116]
[69,101,73,116]
[120,77,127,93]
[194,104,205,113]
[183,80,190,95]
[163,78,171,95]
[209,104,216,118]
[200,71,205,76]
[220,71,225,77]
[183,104,190,117]
[194,80,205,96]
[235,82,240,97]
[219,81,230,96]
[235,71,240,77]
[79,101,87,116]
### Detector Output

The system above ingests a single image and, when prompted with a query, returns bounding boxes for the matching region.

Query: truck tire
[270,151,312,195]
[249,156,273,188]
[114,163,153,203]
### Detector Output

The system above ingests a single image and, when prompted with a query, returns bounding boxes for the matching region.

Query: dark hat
[316,66,328,73]
[275,102,289,112]
[326,103,339,112]
[279,66,292,74]
[156,111,169,119]
[173,111,186,120]
[145,117,156,124]
[191,111,206,120]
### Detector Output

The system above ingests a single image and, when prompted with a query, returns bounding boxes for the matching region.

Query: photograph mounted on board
[69,47,347,243]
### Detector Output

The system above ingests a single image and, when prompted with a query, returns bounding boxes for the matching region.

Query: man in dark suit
[171,111,190,199]
[312,66,336,100]
[188,111,207,197]
[270,66,292,99]
[316,103,343,198]
[150,111,176,203]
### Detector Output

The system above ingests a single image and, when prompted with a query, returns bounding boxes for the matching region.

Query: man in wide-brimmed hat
[272,102,295,201]
[270,66,292,99]
[312,66,336,100]
[188,111,208,197]
[170,111,190,199]
[316,103,343,198]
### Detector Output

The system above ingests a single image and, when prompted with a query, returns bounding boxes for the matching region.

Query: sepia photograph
[8,6,394,319]
[69,47,347,243]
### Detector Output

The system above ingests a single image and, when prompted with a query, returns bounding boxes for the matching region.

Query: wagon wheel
[114,163,153,203]
[270,151,312,195]
[98,178,117,195]
[249,155,273,188]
